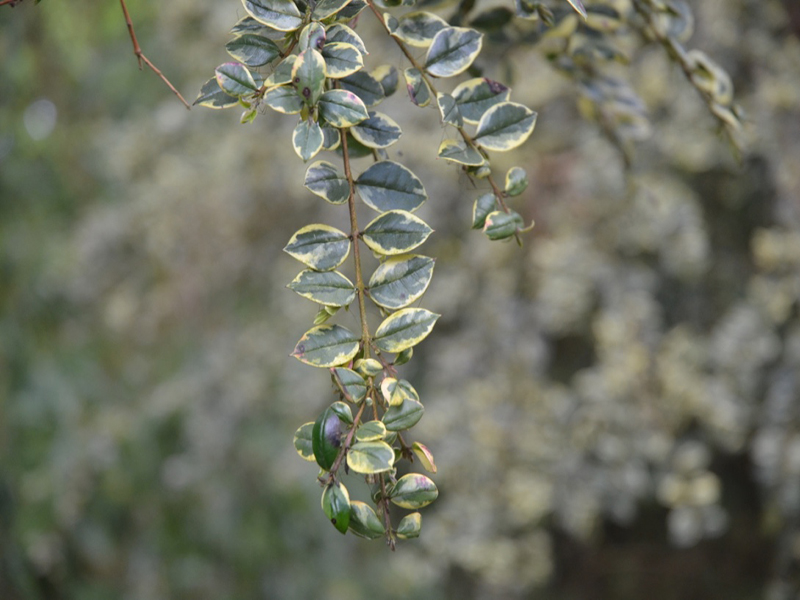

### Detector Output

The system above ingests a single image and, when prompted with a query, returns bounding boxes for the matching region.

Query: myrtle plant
[195,0,544,547]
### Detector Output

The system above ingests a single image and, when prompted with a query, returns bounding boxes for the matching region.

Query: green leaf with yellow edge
[292,49,327,106]
[321,127,342,151]
[312,0,352,20]
[452,77,510,124]
[474,101,537,152]
[318,90,369,128]
[322,482,351,534]
[505,166,528,196]
[373,308,439,353]
[354,358,382,378]
[231,15,268,36]
[383,398,424,431]
[437,92,463,127]
[226,34,281,67]
[312,405,345,469]
[437,139,484,166]
[394,11,448,47]
[380,377,419,407]
[264,55,296,88]
[284,224,350,271]
[483,210,523,240]
[349,501,384,539]
[367,254,434,310]
[362,210,433,256]
[194,77,238,109]
[340,71,385,108]
[326,24,367,55]
[287,269,356,307]
[351,112,402,150]
[299,22,326,52]
[425,27,483,78]
[472,192,496,229]
[215,62,258,96]
[372,64,399,97]
[356,162,425,213]
[264,85,303,114]
[346,441,395,474]
[330,401,353,424]
[292,324,360,368]
[321,42,364,79]
[389,473,438,509]
[356,420,387,442]
[396,512,422,539]
[293,422,316,461]
[404,68,432,107]
[242,0,303,32]
[411,441,437,473]
[292,119,324,162]
[336,0,368,21]
[304,161,349,205]
[332,367,367,403]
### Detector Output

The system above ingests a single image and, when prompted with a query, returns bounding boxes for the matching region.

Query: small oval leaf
[356,420,387,442]
[411,441,437,474]
[346,441,395,474]
[322,42,364,79]
[318,90,370,128]
[292,49,327,106]
[293,422,316,461]
[215,62,258,96]
[389,473,438,509]
[312,406,345,470]
[373,308,440,353]
[396,512,422,539]
[350,111,403,149]
[393,11,448,47]
[437,139,485,166]
[312,0,353,20]
[264,85,303,114]
[367,254,435,310]
[356,161,425,213]
[332,367,367,403]
[242,0,303,32]
[325,24,368,55]
[292,119,324,162]
[287,269,356,306]
[437,92,463,127]
[194,77,238,109]
[284,224,350,271]
[304,161,350,205]
[292,324,360,367]
[362,210,433,256]
[452,77,510,124]
[474,101,538,152]
[483,210,523,240]
[424,27,483,78]
[383,398,424,431]
[404,68,432,107]
[322,482,351,534]
[226,34,281,67]
[472,192,496,229]
[340,71,385,107]
[349,501,384,539]
[505,166,528,196]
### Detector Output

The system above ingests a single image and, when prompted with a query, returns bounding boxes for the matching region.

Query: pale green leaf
[292,119,324,162]
[348,501,384,539]
[318,90,369,128]
[356,420,387,442]
[396,512,422,539]
[264,85,303,114]
[299,22,326,52]
[390,474,438,509]
[346,441,395,474]
[292,49,327,106]
[411,441,437,473]
[505,166,528,196]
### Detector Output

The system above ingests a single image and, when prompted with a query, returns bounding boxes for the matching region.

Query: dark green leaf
[389,474,438,509]
[194,77,238,109]
[284,224,350,271]
[313,0,353,19]
[312,406,345,469]
[340,71,385,107]
[383,398,424,431]
[318,90,369,128]
[474,101,537,151]
[482,210,523,240]
[330,401,353,424]
[242,0,303,31]
[362,210,433,255]
[304,160,350,204]
[367,254,435,310]
[322,482,351,534]
[373,308,439,353]
[356,161,425,213]
[292,324,360,367]
[346,441,395,474]
[335,0,368,21]
[424,26,483,78]
[215,62,258,96]
[356,420,387,442]
[226,34,281,67]
[288,269,356,306]
[292,119,324,162]
[351,112,402,149]
[321,126,342,151]
[452,77,510,124]
[231,15,269,36]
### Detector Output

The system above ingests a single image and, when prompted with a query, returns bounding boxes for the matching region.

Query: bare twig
[119,0,190,109]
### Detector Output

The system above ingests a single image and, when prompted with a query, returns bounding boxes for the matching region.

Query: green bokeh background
[2,1,800,598]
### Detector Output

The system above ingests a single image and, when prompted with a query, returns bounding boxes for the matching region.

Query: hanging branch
[119,0,190,109]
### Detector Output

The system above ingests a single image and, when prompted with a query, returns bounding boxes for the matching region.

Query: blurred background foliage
[1,0,800,598]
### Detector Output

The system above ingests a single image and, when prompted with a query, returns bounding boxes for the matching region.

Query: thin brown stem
[119,0,190,109]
